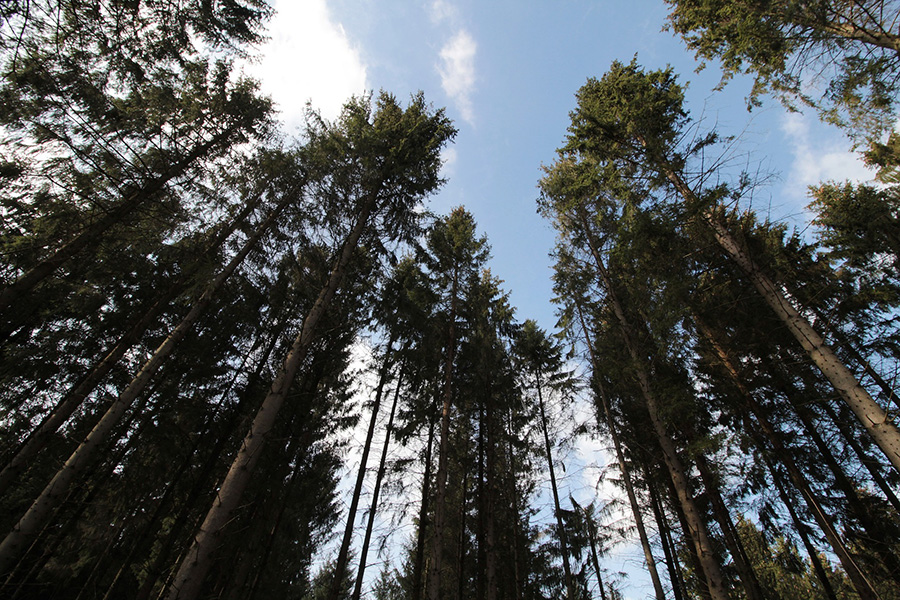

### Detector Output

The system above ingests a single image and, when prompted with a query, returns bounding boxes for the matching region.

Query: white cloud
[247,0,368,133]
[429,0,459,24]
[438,30,477,125]
[781,112,876,214]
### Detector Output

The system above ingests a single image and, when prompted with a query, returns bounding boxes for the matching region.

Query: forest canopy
[0,1,899,599]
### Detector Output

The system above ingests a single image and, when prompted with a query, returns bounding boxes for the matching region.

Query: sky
[242,2,877,597]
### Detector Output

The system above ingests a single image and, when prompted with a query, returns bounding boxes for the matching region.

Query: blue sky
[247,0,874,335]
[244,2,876,596]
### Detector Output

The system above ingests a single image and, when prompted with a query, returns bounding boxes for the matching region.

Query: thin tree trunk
[0,193,263,496]
[696,319,881,600]
[327,334,398,600]
[694,453,766,600]
[791,394,900,585]
[483,387,498,600]
[412,417,436,600]
[647,472,686,600]
[765,455,840,600]
[821,400,900,513]
[0,129,233,314]
[659,158,900,475]
[164,196,376,600]
[535,367,576,599]
[0,195,293,577]
[352,367,405,600]
[573,300,667,600]
[578,208,730,600]
[427,267,459,600]
[505,411,524,600]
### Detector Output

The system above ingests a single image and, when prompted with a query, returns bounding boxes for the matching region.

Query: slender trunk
[792,396,900,585]
[164,195,376,600]
[0,195,292,577]
[578,208,730,600]
[661,159,900,474]
[696,319,881,600]
[483,389,498,600]
[536,368,576,599]
[574,300,667,600]
[765,455,840,600]
[0,193,262,496]
[505,411,524,600]
[647,472,686,600]
[352,367,405,600]
[0,130,232,314]
[457,461,468,600]
[427,267,459,600]
[586,513,608,600]
[327,334,397,600]
[694,453,766,600]
[821,400,900,513]
[661,469,712,600]
[412,418,436,600]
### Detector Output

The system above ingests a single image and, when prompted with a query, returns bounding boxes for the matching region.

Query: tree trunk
[163,195,376,600]
[661,160,900,475]
[352,367,405,600]
[0,193,263,497]
[0,195,292,578]
[765,455,840,600]
[327,334,398,600]
[694,453,766,600]
[535,367,576,600]
[647,471,686,600]
[695,319,881,600]
[427,267,459,600]
[574,300,668,600]
[412,417,436,600]
[578,209,731,600]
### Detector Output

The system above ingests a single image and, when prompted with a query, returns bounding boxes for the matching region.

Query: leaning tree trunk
[0,129,234,316]
[659,158,900,476]
[578,209,731,600]
[574,300,668,600]
[352,367,405,600]
[163,195,376,600]
[696,319,880,600]
[535,367,576,600]
[326,334,398,600]
[0,194,293,578]
[0,192,263,497]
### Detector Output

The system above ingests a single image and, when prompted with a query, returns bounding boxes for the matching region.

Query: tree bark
[577,208,731,600]
[574,300,668,600]
[327,334,397,600]
[0,193,263,497]
[163,196,376,600]
[411,417,436,600]
[0,195,292,577]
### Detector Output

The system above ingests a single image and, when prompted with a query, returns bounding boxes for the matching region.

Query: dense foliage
[1,1,898,600]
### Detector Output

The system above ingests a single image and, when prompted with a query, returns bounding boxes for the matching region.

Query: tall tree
[164,93,454,600]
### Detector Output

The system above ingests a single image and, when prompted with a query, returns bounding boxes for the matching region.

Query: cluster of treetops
[0,1,899,599]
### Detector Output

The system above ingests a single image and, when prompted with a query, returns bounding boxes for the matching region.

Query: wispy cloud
[429,0,458,24]
[248,0,368,132]
[780,112,875,219]
[438,30,477,125]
